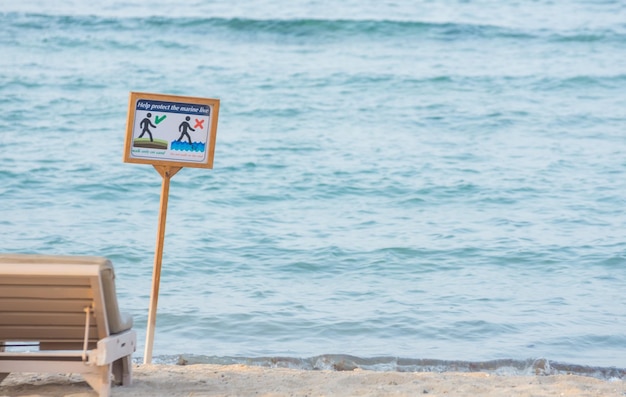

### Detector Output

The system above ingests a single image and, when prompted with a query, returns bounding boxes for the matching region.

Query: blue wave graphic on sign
[170,140,206,152]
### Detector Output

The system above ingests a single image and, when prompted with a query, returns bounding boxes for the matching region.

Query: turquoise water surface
[1,0,625,373]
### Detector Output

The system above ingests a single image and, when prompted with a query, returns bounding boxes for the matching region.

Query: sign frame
[123,92,220,169]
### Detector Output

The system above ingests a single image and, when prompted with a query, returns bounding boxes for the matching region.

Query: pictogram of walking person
[177,116,195,144]
[139,113,157,142]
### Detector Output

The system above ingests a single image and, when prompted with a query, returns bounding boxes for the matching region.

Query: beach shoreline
[1,363,624,397]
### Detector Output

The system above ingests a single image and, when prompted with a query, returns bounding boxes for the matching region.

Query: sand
[1,364,624,397]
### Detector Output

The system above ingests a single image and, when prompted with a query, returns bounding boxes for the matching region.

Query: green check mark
[155,115,167,125]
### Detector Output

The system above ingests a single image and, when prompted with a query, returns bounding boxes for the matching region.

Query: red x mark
[194,119,205,129]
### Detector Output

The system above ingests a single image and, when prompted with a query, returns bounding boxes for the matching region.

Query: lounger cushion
[0,253,133,334]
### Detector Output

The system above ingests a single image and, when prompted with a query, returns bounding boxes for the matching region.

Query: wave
[162,354,625,380]
[4,12,626,44]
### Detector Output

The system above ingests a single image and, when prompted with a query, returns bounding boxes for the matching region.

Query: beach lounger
[0,253,136,397]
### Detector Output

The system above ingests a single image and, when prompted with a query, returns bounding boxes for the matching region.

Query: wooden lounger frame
[0,254,136,397]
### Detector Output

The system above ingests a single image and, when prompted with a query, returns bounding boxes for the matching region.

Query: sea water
[1,0,625,375]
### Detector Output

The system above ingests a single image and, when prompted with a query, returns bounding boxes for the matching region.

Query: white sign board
[124,92,220,169]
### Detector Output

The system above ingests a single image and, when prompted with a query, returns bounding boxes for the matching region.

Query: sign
[122,91,220,364]
[124,92,220,169]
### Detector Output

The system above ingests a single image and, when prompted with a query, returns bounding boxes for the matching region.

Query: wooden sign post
[123,92,220,364]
